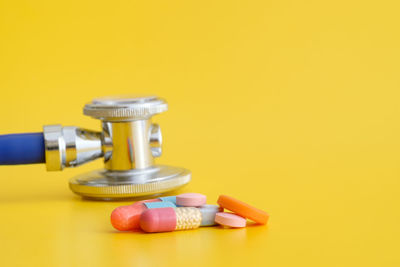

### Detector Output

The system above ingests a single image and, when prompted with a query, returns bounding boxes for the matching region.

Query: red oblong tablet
[110,199,160,231]
[217,195,269,225]
[215,212,246,228]
[176,193,206,207]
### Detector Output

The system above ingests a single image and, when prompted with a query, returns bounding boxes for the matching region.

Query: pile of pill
[111,193,269,233]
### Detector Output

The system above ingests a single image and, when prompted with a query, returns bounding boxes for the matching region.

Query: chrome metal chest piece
[43,96,191,200]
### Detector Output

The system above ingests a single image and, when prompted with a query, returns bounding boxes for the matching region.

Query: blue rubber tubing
[0,132,45,165]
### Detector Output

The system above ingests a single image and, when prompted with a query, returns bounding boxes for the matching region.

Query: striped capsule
[140,207,203,233]
[110,198,177,231]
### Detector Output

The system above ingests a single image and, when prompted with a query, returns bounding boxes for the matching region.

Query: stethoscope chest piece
[69,165,191,200]
[43,95,191,200]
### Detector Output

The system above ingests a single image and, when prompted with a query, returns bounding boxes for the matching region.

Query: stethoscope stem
[0,132,45,165]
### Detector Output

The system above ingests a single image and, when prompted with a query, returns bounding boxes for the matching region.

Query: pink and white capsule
[140,207,202,233]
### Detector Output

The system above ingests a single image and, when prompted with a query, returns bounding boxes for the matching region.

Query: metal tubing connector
[43,125,102,171]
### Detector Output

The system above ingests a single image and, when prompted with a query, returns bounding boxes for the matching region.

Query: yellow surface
[0,0,399,266]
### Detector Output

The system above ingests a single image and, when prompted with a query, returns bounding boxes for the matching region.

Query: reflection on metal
[43,95,191,200]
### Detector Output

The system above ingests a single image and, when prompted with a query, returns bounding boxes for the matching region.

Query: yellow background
[0,0,399,266]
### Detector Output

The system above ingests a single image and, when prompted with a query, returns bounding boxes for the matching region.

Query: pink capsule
[140,207,202,233]
[140,207,177,232]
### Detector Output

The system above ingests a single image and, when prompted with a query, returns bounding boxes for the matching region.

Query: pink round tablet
[176,193,207,207]
[215,212,247,228]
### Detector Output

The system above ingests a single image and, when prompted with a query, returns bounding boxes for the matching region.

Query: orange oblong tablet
[217,195,269,225]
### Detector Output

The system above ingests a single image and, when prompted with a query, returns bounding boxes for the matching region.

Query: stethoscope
[0,95,191,200]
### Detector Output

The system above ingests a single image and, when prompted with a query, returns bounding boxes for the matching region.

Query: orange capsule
[110,199,160,231]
